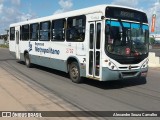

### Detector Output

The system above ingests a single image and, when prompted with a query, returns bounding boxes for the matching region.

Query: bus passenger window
[10,27,15,41]
[21,25,29,41]
[90,24,94,49]
[67,15,86,42]
[52,19,66,41]
[30,23,39,41]
[96,23,101,49]
[40,21,50,41]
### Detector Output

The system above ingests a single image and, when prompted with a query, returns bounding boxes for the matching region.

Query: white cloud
[112,0,138,8]
[59,0,73,9]
[11,0,20,6]
[0,4,3,14]
[17,13,34,21]
[0,0,4,4]
[0,1,36,34]
[54,0,73,14]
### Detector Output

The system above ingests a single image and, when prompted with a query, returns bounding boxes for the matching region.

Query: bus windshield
[105,20,149,56]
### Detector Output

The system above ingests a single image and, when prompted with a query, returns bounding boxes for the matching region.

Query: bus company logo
[28,42,32,52]
[129,65,132,70]
[35,47,60,55]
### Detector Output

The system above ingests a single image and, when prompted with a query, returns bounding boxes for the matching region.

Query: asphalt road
[0,48,160,120]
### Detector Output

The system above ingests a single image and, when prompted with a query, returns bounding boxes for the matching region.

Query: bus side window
[67,15,86,42]
[30,23,39,41]
[39,21,50,41]
[52,19,66,41]
[21,25,29,41]
[10,27,15,41]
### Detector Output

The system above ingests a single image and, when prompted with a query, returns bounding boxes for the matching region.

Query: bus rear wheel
[69,62,82,83]
[24,53,31,68]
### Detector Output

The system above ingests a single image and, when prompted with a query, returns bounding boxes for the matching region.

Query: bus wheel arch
[67,57,83,83]
[24,51,31,68]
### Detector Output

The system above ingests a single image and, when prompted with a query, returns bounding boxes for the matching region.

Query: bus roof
[10,4,145,27]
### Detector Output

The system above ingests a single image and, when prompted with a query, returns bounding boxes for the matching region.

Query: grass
[0,44,9,48]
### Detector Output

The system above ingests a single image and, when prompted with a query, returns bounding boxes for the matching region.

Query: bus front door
[87,21,102,80]
[15,30,20,59]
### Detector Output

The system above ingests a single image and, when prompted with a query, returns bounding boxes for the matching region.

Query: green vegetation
[0,44,9,48]
[149,37,155,45]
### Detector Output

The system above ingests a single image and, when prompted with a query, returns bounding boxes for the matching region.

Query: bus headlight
[108,61,118,70]
[141,60,148,69]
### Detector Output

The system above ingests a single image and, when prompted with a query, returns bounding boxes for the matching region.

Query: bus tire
[69,62,82,83]
[24,53,31,68]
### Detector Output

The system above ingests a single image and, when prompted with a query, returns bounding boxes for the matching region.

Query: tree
[149,37,155,45]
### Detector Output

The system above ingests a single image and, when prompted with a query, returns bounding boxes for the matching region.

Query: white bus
[9,5,149,83]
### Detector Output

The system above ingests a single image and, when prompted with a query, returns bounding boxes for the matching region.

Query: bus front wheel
[24,53,31,68]
[69,62,82,83]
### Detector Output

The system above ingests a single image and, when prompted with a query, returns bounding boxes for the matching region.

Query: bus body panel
[9,5,149,82]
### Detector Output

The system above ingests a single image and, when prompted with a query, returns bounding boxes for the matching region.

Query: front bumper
[101,67,148,81]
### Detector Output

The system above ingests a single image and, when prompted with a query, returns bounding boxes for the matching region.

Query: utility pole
[5,29,9,41]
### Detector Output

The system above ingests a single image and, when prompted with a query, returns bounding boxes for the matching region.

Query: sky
[0,0,160,34]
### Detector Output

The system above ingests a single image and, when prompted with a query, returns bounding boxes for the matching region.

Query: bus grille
[119,66,139,70]
[121,72,138,77]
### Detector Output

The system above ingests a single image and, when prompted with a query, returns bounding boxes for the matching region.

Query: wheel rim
[26,58,29,65]
[71,66,79,80]
[25,55,30,66]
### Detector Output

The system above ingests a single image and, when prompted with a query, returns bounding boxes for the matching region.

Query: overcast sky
[0,0,160,34]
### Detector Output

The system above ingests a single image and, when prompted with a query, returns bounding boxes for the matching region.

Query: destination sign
[105,7,148,23]
[120,11,134,18]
